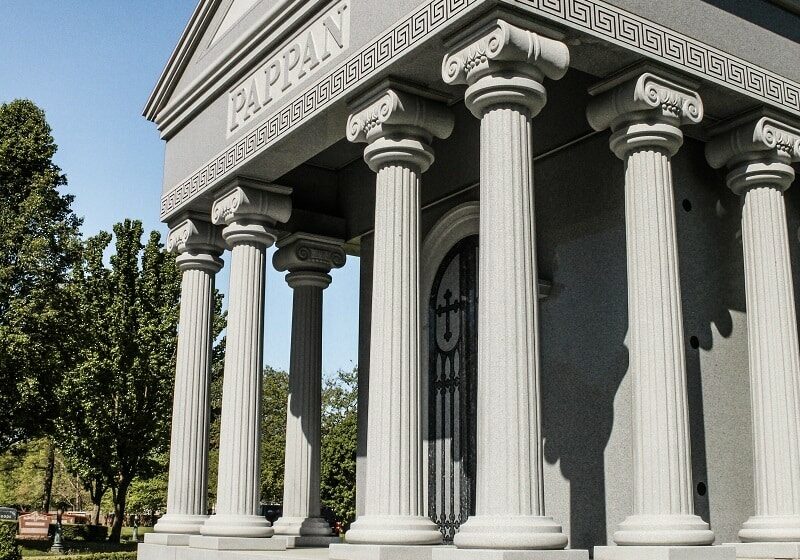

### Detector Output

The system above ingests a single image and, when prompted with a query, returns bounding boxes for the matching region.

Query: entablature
[152,0,800,229]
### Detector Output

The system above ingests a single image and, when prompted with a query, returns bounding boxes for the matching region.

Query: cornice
[158,0,800,223]
[144,0,223,121]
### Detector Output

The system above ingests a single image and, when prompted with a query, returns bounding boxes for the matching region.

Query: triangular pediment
[144,0,301,128]
[208,0,260,47]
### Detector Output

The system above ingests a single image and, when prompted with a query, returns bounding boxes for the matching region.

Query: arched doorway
[427,234,478,543]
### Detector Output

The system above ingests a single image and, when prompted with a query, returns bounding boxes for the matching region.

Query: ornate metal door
[428,235,478,543]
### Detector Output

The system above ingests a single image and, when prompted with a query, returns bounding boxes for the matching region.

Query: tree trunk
[109,477,130,543]
[42,439,55,513]
[89,478,104,525]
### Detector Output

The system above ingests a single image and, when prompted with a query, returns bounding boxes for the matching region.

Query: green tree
[320,367,357,525]
[56,221,181,542]
[259,367,289,505]
[0,99,81,451]
[0,438,89,511]
[0,522,21,560]
[126,455,168,516]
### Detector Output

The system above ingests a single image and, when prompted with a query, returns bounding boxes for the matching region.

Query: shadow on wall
[537,132,628,549]
[672,137,747,533]
[536,132,749,548]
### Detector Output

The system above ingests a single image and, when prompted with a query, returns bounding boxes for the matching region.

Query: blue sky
[0,0,361,376]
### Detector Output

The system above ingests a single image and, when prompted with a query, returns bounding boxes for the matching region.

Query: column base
[275,534,342,548]
[188,534,286,551]
[731,542,800,559]
[273,516,334,536]
[153,513,208,535]
[345,515,443,545]
[433,547,588,560]
[452,516,568,550]
[614,515,716,546]
[144,533,191,546]
[199,513,274,538]
[330,543,443,560]
[595,546,735,560]
[138,543,184,560]
[739,516,800,543]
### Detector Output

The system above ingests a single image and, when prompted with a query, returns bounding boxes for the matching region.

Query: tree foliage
[320,367,357,525]
[0,522,20,560]
[0,99,82,449]
[253,365,358,524]
[0,438,88,511]
[56,221,181,542]
[259,367,289,505]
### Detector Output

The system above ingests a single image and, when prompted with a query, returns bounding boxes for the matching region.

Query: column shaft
[613,143,713,546]
[366,162,422,516]
[201,240,273,538]
[451,103,567,551]
[171,268,215,514]
[739,184,800,541]
[625,147,694,517]
[586,70,712,548]
[274,284,332,536]
[476,106,543,516]
[285,286,323,517]
[345,161,442,545]
[156,267,215,533]
[344,84,452,548]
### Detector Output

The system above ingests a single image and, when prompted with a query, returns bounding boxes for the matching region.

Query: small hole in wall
[697,481,707,496]
[682,199,693,212]
[690,336,700,349]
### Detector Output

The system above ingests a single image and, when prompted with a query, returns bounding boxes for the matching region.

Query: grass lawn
[18,526,153,557]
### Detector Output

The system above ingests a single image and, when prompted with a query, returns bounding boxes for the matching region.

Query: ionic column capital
[167,214,225,273]
[587,71,703,159]
[346,84,454,173]
[706,114,800,195]
[211,178,292,247]
[273,233,346,289]
[442,19,569,118]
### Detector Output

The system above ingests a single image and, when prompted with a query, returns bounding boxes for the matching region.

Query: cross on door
[437,288,460,342]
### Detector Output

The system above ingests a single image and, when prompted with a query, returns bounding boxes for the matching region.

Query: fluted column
[199,179,292,540]
[154,216,224,536]
[342,84,453,547]
[707,115,800,547]
[587,70,715,548]
[440,19,570,550]
[272,234,345,538]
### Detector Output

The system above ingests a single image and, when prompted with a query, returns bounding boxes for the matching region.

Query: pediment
[208,0,260,47]
[144,0,326,133]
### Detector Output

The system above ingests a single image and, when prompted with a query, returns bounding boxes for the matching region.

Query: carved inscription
[226,0,350,137]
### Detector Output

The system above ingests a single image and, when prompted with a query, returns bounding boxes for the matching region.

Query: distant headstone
[61,512,87,525]
[18,512,51,539]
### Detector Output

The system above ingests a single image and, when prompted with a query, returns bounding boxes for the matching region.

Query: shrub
[58,523,108,542]
[81,553,137,560]
[85,525,109,542]
[0,523,21,560]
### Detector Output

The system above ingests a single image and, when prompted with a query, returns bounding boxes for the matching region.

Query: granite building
[138,1,800,559]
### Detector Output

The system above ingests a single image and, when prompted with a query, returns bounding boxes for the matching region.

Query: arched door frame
[420,201,479,513]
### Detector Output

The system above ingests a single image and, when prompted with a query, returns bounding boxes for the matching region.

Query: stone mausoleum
[137,0,800,558]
